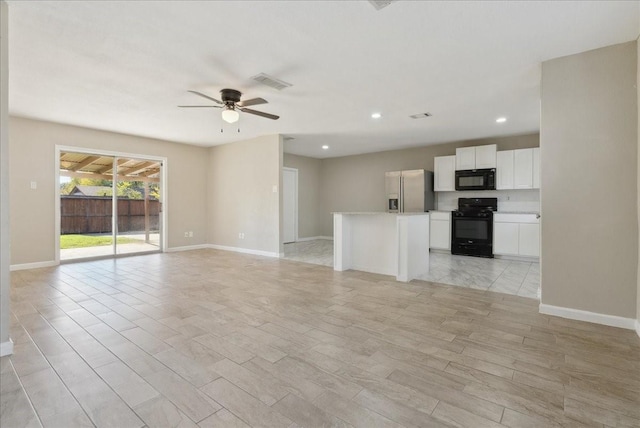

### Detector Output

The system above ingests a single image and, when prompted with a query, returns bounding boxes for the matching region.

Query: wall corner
[0,0,12,354]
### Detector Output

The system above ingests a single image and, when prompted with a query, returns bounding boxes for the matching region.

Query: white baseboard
[539,303,636,330]
[636,320,640,338]
[495,254,540,263]
[429,248,451,254]
[296,236,333,242]
[165,244,211,253]
[208,244,280,258]
[0,339,13,357]
[10,260,58,271]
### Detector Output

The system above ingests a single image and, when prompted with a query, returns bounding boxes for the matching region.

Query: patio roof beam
[68,155,101,172]
[60,170,159,183]
[96,159,132,174]
[141,168,160,178]
[119,161,157,176]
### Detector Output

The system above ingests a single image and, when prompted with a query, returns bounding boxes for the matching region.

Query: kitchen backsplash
[436,189,540,212]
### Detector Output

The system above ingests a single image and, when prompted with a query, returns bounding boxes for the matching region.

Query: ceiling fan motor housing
[221,88,242,104]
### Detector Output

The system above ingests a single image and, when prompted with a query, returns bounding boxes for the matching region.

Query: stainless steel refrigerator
[385,169,435,212]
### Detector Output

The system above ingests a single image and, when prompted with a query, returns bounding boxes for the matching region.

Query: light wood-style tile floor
[2,249,639,428]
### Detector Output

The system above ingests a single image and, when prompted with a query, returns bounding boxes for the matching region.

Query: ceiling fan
[179,89,279,123]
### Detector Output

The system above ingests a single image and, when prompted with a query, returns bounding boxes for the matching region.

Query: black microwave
[455,168,496,191]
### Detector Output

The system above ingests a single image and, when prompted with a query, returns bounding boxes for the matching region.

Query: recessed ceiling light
[371,112,382,119]
[496,117,507,123]
[322,145,329,150]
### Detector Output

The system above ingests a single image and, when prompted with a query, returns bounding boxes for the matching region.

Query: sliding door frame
[55,145,168,264]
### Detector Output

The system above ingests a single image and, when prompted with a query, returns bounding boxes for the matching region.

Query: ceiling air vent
[251,73,292,91]
[368,0,397,11]
[410,113,432,119]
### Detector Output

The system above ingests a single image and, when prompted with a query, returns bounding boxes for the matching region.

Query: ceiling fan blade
[238,107,279,120]
[178,105,222,108]
[187,90,223,104]
[237,97,268,107]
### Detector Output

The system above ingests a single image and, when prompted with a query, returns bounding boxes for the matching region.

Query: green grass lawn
[60,234,140,249]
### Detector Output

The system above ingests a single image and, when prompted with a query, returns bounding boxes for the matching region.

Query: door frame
[282,167,298,244]
[55,145,168,263]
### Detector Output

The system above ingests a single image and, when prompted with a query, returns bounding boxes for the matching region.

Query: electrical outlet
[184,232,189,237]
[30,181,37,190]
[238,232,245,239]
[188,231,193,238]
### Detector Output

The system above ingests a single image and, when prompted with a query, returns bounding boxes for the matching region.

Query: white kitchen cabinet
[456,145,496,170]
[429,211,451,250]
[493,222,519,255]
[434,155,456,191]
[493,213,539,258]
[532,147,540,189]
[455,147,476,170]
[496,150,514,190]
[519,223,540,257]
[495,147,540,190]
[514,148,534,189]
[475,144,497,169]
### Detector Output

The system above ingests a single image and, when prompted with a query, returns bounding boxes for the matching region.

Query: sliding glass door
[115,158,161,255]
[59,151,163,261]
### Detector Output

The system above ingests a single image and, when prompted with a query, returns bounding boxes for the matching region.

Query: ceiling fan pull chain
[220,128,223,133]
[237,128,240,133]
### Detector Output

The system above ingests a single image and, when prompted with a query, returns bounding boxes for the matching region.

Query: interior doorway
[57,148,165,261]
[282,167,298,244]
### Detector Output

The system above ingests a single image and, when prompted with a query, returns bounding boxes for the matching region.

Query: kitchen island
[333,212,430,282]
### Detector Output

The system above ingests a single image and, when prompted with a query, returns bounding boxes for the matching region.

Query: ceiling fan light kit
[221,107,239,123]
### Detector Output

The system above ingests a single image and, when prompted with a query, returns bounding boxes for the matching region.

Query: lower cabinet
[493,213,539,257]
[493,222,519,255]
[518,223,540,257]
[429,211,451,250]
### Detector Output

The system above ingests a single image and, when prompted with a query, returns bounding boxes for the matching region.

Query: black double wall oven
[451,198,497,258]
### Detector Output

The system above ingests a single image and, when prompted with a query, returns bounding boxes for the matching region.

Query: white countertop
[496,211,540,215]
[333,212,430,216]
[430,210,539,215]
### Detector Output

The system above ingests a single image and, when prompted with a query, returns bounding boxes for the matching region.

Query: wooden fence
[61,196,160,234]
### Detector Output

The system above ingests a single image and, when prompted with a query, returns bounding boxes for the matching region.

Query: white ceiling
[7,1,639,158]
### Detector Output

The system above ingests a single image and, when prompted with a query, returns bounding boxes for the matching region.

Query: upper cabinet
[532,147,540,189]
[455,144,496,170]
[496,147,540,190]
[496,150,514,190]
[475,144,498,169]
[434,155,456,191]
[455,147,476,170]
[514,148,534,189]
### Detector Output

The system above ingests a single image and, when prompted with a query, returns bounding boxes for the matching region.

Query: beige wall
[319,134,539,236]
[1,0,10,348]
[638,34,640,328]
[283,153,323,238]
[541,41,638,319]
[208,135,282,255]
[9,117,209,265]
